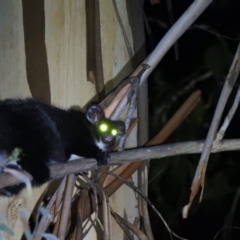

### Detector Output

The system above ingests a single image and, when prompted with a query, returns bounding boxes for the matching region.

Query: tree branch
[1,138,240,190]
[190,42,240,206]
[101,0,213,120]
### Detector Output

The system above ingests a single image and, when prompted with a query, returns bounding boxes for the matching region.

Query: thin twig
[213,226,240,240]
[33,178,66,240]
[110,207,134,239]
[82,176,110,240]
[76,186,89,239]
[104,172,186,240]
[82,175,99,221]
[95,185,112,239]
[118,65,149,150]
[110,64,149,120]
[223,187,240,237]
[216,84,240,141]
[111,210,148,240]
[57,174,76,240]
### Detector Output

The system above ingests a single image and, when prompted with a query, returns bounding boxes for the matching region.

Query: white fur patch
[95,140,107,152]
[68,154,82,161]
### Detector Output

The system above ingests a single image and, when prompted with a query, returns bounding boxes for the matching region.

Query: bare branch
[118,65,149,150]
[103,0,213,120]
[216,85,240,141]
[1,139,240,190]
[140,0,212,83]
[191,43,240,205]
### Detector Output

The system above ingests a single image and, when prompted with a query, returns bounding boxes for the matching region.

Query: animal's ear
[115,121,126,136]
[86,104,104,125]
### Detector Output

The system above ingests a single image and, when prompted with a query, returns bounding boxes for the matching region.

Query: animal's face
[94,119,125,151]
[86,105,125,151]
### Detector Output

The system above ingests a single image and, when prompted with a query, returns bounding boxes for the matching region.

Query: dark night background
[144,0,240,239]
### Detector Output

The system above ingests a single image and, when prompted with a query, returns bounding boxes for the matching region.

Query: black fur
[0,99,125,195]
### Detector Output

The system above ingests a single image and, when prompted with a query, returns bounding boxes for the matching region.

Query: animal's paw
[96,152,109,167]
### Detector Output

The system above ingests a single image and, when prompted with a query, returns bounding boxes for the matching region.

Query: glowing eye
[100,124,108,132]
[111,129,117,136]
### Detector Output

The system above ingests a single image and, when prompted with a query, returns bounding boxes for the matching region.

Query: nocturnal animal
[0,99,125,196]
